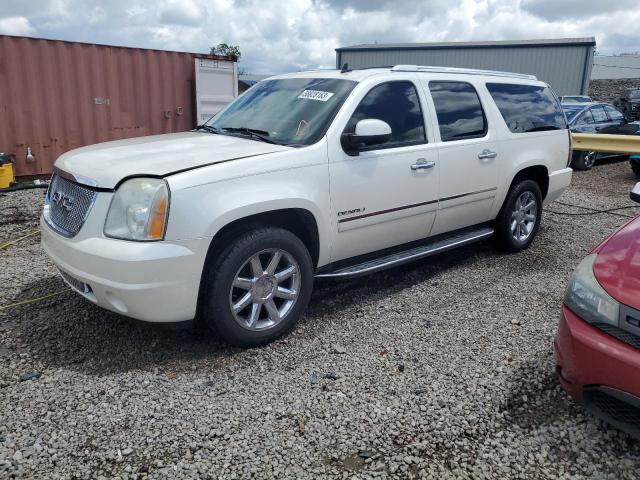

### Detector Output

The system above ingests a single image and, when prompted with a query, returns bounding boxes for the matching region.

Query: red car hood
[594,215,640,310]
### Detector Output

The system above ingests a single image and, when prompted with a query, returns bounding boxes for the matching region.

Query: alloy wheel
[510,191,538,242]
[229,249,301,331]
[584,151,596,169]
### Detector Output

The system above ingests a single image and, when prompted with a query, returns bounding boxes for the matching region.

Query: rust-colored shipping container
[0,35,236,177]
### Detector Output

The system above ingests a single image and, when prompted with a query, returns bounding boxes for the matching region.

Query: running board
[315,227,494,279]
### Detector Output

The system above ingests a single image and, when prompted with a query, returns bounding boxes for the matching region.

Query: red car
[555,184,640,438]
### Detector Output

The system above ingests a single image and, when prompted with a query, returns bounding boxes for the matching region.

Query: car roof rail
[390,65,538,80]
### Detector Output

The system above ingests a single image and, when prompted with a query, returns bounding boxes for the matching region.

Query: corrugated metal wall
[592,55,640,80]
[337,44,594,97]
[0,35,232,176]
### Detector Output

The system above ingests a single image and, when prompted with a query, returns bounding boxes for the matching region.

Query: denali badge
[338,207,365,217]
[52,191,74,211]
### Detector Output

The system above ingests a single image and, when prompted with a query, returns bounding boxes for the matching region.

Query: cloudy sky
[0,0,639,74]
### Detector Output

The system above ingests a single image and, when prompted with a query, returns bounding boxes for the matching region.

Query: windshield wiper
[221,127,279,144]
[193,124,222,134]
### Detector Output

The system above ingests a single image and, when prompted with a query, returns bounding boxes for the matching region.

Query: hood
[55,132,291,189]
[593,215,640,310]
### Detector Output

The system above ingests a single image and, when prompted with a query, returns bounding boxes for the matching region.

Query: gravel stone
[2,161,640,478]
[18,371,41,382]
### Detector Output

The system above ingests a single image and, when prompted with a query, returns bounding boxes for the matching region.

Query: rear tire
[494,179,543,252]
[200,227,313,347]
[571,151,596,170]
[631,159,640,177]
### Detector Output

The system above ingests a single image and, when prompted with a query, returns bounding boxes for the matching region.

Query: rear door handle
[411,159,435,171]
[478,149,498,160]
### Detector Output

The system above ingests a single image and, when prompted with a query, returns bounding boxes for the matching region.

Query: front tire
[571,151,596,170]
[494,179,543,252]
[631,159,640,177]
[201,227,313,347]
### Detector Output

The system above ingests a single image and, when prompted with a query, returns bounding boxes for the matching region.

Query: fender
[164,141,333,267]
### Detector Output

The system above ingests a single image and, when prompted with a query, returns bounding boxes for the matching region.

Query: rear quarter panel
[490,130,569,217]
[477,81,570,216]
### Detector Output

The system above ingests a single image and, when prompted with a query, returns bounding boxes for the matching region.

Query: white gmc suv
[41,65,572,347]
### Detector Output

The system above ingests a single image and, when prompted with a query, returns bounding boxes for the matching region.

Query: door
[328,80,439,262]
[601,105,627,134]
[195,58,238,125]
[590,105,612,132]
[571,109,597,133]
[424,80,499,236]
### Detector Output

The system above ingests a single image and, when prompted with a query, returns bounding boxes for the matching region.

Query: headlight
[104,178,169,241]
[564,253,619,326]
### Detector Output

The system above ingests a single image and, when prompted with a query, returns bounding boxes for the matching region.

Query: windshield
[631,90,640,100]
[562,104,585,122]
[206,78,356,146]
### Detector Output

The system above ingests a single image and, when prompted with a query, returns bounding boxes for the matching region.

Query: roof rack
[390,65,537,80]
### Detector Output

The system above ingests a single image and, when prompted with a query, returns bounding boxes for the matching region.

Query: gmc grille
[46,174,97,237]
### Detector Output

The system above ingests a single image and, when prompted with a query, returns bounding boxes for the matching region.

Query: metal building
[592,55,640,80]
[0,35,237,177]
[336,38,595,96]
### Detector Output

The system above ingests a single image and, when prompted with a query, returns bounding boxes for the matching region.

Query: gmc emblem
[51,191,74,212]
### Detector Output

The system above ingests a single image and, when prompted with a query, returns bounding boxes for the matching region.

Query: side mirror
[341,119,392,154]
[631,183,640,204]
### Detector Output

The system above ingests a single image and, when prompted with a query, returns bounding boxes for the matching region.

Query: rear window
[487,83,567,133]
[429,81,487,142]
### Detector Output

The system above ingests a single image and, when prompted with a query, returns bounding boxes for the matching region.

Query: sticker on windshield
[298,90,335,102]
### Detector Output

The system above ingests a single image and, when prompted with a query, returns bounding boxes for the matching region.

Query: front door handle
[411,159,435,171]
[478,149,498,160]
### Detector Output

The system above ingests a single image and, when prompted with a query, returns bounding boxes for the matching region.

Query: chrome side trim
[315,227,494,279]
[338,187,497,224]
[440,186,497,203]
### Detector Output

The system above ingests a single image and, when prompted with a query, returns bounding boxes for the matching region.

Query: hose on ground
[0,290,67,311]
[0,230,40,250]
[545,201,640,218]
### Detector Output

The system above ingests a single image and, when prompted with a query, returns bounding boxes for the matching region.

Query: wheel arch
[509,165,549,200]
[204,207,321,269]
[195,206,321,328]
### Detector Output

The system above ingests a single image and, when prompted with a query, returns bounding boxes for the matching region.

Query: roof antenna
[340,63,350,73]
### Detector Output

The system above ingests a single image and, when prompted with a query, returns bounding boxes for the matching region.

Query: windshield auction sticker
[298,90,335,102]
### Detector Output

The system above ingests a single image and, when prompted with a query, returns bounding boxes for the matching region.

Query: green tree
[210,43,241,61]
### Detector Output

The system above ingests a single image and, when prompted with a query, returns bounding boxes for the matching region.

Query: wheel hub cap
[252,275,278,302]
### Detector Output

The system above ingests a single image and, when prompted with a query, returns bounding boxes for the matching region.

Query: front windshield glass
[206,78,356,146]
[631,90,640,100]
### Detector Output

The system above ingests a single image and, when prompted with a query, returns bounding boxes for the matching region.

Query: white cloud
[0,0,639,72]
[0,16,35,35]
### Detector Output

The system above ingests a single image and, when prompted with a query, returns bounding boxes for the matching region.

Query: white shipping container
[195,58,238,124]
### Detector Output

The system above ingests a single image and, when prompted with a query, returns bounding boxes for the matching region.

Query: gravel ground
[2,159,640,479]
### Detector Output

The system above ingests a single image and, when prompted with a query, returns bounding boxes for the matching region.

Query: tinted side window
[345,81,425,148]
[604,105,624,121]
[576,110,595,125]
[591,106,608,123]
[486,83,567,133]
[429,81,486,141]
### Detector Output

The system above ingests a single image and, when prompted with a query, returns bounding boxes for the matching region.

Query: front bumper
[554,305,640,437]
[544,167,572,205]
[41,215,209,322]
